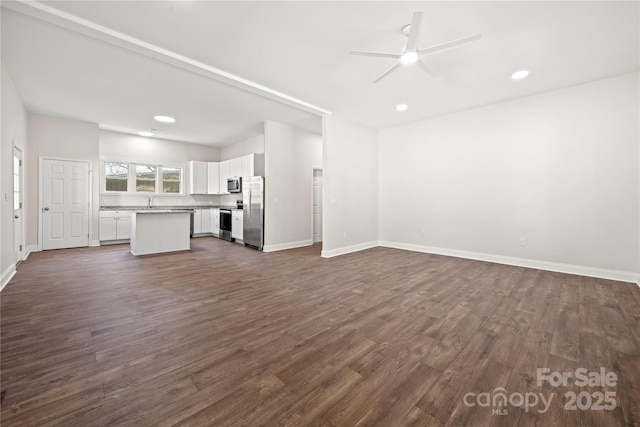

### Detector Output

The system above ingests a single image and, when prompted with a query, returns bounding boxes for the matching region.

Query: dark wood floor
[1,238,639,426]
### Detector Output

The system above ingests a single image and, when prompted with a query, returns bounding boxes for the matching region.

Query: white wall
[99,130,221,207]
[264,120,322,251]
[26,113,100,249]
[379,72,639,280]
[220,133,264,160]
[322,114,379,257]
[1,65,28,288]
[100,129,220,164]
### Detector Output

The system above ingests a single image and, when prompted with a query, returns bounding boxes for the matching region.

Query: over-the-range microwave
[227,177,242,193]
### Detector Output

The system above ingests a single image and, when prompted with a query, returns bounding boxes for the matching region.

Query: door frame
[39,156,93,251]
[13,143,25,262]
[311,166,323,245]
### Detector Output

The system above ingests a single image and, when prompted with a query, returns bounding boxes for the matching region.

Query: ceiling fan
[350,11,482,83]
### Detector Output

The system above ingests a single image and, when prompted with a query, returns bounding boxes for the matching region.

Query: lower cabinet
[188,208,241,240]
[193,209,213,234]
[232,210,243,240]
[211,209,220,235]
[99,211,132,242]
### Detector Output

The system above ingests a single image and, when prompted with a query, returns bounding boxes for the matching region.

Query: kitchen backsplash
[100,194,224,207]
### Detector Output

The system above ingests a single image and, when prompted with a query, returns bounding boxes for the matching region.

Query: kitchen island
[130,210,192,256]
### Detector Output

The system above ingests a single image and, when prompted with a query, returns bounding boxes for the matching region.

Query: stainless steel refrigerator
[242,176,264,250]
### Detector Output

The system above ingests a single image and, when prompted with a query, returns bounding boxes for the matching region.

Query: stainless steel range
[219,209,234,242]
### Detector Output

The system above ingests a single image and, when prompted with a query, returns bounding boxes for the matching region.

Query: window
[105,162,128,192]
[102,161,183,195]
[161,167,181,193]
[135,164,156,192]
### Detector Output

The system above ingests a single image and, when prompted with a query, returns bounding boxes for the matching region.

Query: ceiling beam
[3,0,333,117]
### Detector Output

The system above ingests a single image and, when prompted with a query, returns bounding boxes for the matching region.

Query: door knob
[43,207,50,211]
[14,215,19,219]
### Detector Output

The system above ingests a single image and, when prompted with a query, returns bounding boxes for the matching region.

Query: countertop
[133,209,194,214]
[100,205,242,211]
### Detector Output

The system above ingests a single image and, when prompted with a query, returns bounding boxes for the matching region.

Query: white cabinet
[232,210,243,240]
[193,209,202,234]
[190,154,263,195]
[202,209,212,233]
[188,161,208,194]
[241,154,265,180]
[191,160,228,195]
[99,211,132,241]
[207,162,220,194]
[211,208,220,235]
[241,154,253,181]
[193,209,213,234]
[99,215,117,240]
[219,160,230,194]
[229,157,242,178]
[118,215,131,239]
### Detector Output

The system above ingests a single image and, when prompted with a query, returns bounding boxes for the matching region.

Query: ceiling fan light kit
[350,11,482,83]
[400,52,419,65]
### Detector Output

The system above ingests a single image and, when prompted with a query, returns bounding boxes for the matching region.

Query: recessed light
[153,115,176,123]
[511,70,529,80]
[138,131,154,137]
[396,104,408,112]
[400,51,418,65]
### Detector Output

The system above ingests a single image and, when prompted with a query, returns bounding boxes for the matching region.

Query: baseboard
[99,239,130,246]
[263,239,313,252]
[90,239,101,247]
[25,244,38,260]
[1,265,17,292]
[379,240,638,284]
[321,241,379,258]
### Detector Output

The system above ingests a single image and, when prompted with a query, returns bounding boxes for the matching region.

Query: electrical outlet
[519,237,526,246]
[421,229,426,237]
[343,232,347,238]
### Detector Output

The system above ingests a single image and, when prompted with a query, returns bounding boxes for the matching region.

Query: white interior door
[313,169,323,243]
[13,146,24,261]
[41,158,90,250]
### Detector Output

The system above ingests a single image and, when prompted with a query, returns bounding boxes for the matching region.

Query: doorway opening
[13,145,24,263]
[312,168,323,245]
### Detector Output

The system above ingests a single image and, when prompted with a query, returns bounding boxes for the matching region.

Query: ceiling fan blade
[417,59,438,78]
[405,11,423,52]
[373,63,402,83]
[418,33,482,55]
[350,50,401,59]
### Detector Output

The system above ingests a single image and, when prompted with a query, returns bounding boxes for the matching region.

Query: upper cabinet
[207,162,220,195]
[242,153,265,179]
[188,154,264,195]
[229,157,242,178]
[188,160,208,194]
[219,161,230,194]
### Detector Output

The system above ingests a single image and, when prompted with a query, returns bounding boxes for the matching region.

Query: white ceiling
[2,1,638,147]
